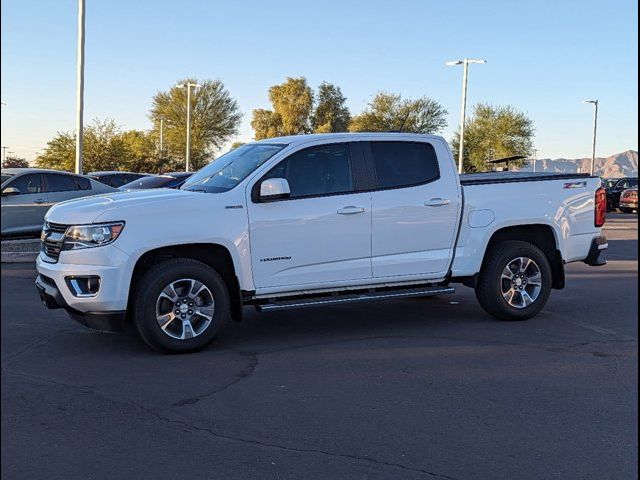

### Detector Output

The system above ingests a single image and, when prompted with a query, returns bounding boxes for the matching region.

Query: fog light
[65,276,100,297]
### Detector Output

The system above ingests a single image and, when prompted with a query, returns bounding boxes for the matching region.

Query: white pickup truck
[35,133,608,353]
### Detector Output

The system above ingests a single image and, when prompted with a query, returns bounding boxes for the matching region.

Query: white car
[35,133,608,353]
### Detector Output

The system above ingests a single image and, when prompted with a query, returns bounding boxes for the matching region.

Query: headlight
[62,222,125,250]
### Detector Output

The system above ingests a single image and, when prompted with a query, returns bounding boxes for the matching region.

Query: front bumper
[35,274,126,332]
[583,235,608,267]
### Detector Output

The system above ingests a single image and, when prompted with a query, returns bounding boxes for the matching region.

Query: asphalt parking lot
[1,214,637,480]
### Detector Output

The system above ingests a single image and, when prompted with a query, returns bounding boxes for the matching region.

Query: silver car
[1,168,117,237]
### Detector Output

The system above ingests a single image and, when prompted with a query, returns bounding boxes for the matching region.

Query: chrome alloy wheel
[500,257,543,309]
[155,278,215,340]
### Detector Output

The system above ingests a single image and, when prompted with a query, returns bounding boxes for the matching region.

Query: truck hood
[45,188,204,225]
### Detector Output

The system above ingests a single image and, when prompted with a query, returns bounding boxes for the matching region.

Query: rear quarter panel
[451,177,602,277]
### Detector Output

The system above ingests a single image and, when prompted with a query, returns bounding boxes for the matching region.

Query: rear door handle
[33,198,46,204]
[337,206,365,215]
[424,198,451,207]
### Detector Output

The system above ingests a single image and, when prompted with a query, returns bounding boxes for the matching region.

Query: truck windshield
[181,143,286,193]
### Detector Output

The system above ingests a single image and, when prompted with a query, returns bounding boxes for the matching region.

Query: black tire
[620,207,633,214]
[606,197,614,212]
[475,240,552,321]
[132,258,230,353]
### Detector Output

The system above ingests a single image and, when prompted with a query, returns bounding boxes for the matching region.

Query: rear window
[370,142,439,189]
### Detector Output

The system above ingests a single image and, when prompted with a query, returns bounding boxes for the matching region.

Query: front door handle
[33,198,46,204]
[337,206,365,215]
[424,198,451,207]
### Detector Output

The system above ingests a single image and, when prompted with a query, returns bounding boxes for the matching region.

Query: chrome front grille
[41,222,68,262]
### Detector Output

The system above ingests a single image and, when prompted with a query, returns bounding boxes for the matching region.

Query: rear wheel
[475,241,552,321]
[132,258,230,353]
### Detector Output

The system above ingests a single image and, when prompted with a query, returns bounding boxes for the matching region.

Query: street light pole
[159,117,164,158]
[176,82,201,172]
[446,58,486,174]
[75,0,86,175]
[583,100,599,176]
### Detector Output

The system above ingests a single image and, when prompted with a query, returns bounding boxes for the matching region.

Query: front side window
[263,143,353,198]
[182,143,286,193]
[45,173,79,192]
[370,141,439,189]
[1,174,15,185]
[6,174,42,194]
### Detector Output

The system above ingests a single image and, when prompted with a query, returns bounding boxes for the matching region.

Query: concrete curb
[1,252,39,263]
[1,238,41,263]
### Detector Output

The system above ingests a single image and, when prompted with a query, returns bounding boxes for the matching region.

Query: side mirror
[1,187,21,196]
[259,178,290,201]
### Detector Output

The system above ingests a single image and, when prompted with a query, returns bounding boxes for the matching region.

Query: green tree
[81,119,129,171]
[35,131,76,171]
[230,141,245,150]
[251,77,314,139]
[311,82,350,133]
[119,130,159,172]
[149,78,242,170]
[36,119,129,172]
[349,93,447,134]
[451,103,535,173]
[35,120,162,173]
[2,155,29,168]
[251,109,283,140]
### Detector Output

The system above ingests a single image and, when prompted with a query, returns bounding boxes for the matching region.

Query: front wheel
[132,258,231,353]
[475,241,552,321]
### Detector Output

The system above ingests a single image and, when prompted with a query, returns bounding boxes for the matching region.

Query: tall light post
[75,0,86,174]
[176,82,201,172]
[159,117,164,158]
[582,100,599,176]
[446,58,486,174]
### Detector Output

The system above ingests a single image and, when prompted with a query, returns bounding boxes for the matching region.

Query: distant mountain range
[516,150,638,178]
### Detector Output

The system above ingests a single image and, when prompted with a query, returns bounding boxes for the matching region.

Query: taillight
[595,187,606,227]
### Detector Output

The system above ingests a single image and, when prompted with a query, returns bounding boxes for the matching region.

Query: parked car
[35,133,607,353]
[87,171,148,188]
[119,172,193,191]
[604,176,638,211]
[618,187,638,213]
[1,168,116,237]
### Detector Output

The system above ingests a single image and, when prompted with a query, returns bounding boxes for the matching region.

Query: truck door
[247,142,372,290]
[367,140,461,278]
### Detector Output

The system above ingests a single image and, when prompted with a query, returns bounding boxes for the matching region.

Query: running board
[255,286,455,312]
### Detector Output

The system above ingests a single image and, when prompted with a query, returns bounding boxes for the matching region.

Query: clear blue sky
[1,0,637,161]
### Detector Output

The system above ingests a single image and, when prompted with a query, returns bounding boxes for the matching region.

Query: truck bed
[460,172,595,186]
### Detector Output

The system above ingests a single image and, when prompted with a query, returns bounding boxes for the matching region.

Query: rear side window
[75,176,92,190]
[264,143,354,198]
[7,174,43,194]
[370,142,439,189]
[45,173,79,192]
